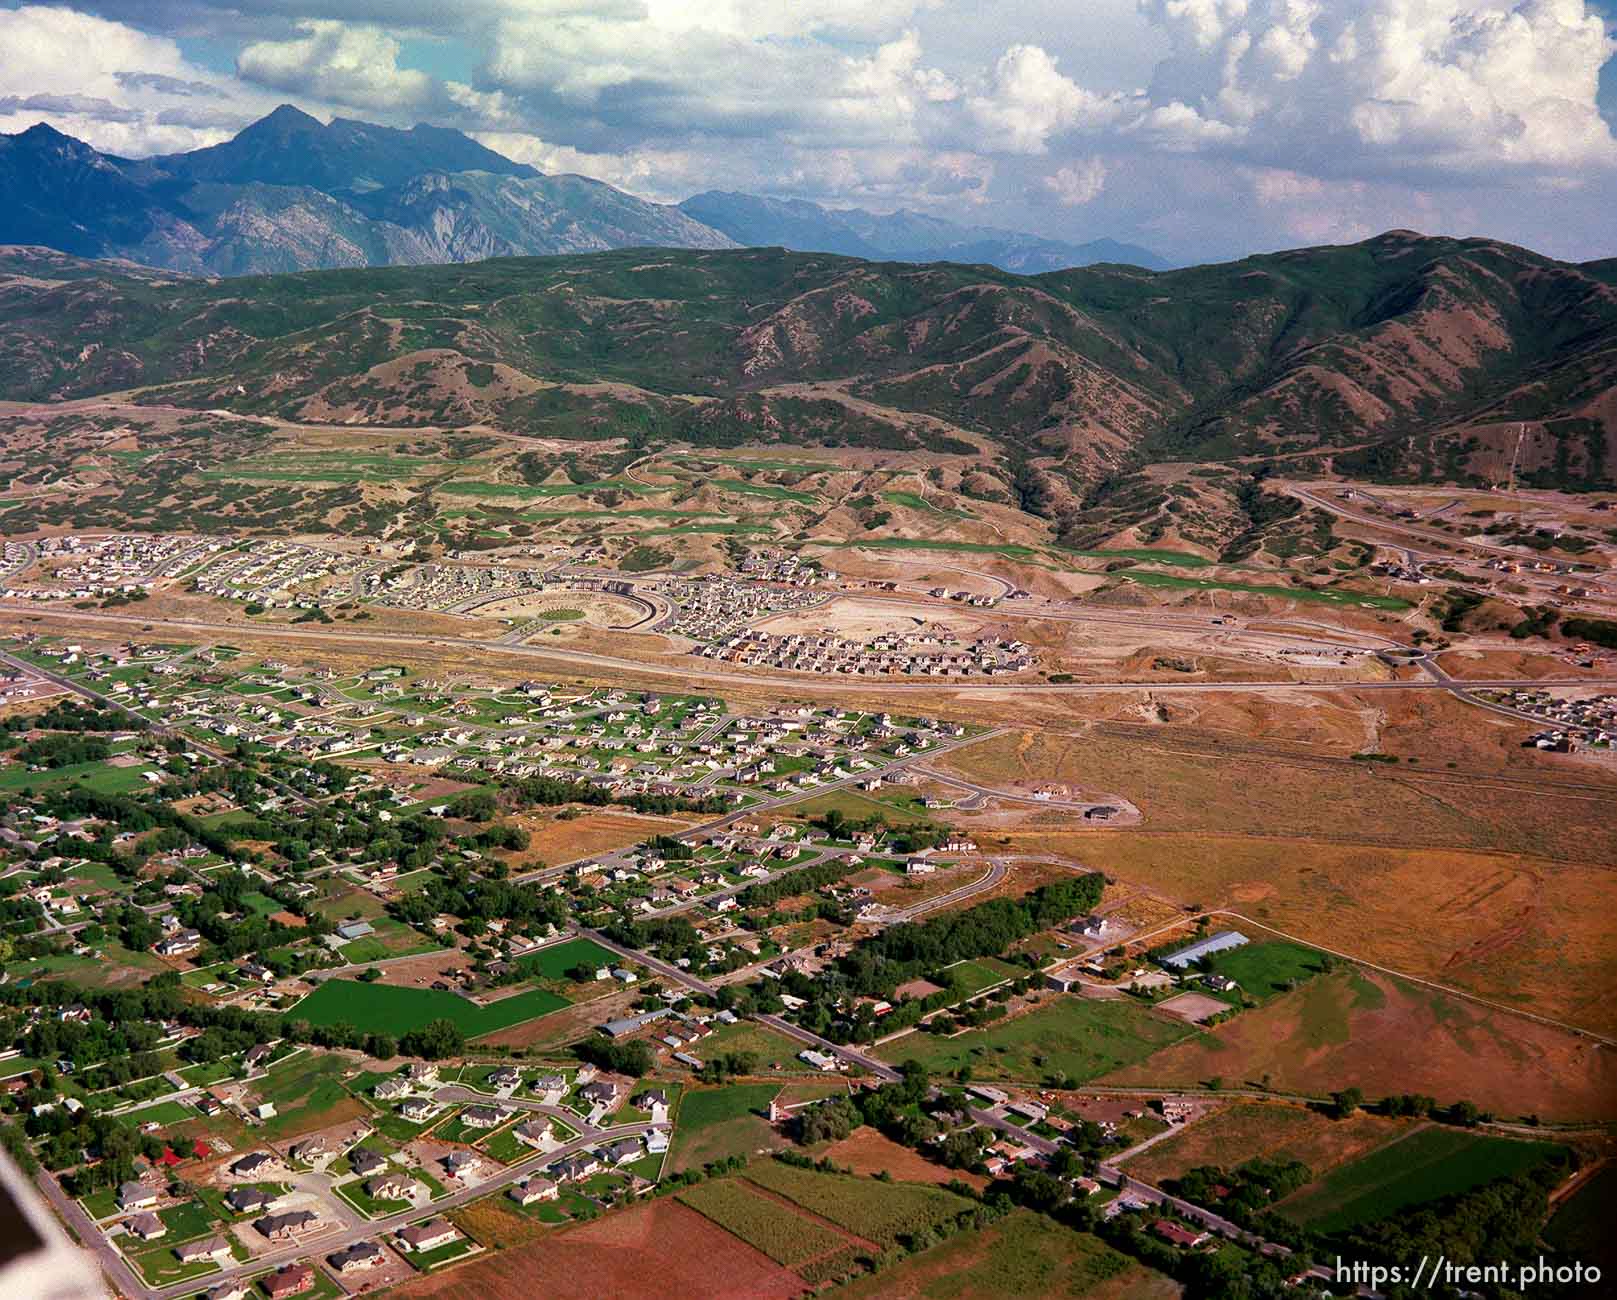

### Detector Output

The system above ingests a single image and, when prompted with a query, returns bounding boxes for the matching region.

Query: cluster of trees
[837,874,1104,997]
[510,772,725,818]
[13,733,111,769]
[1,700,135,738]
[736,857,856,910]
[576,1035,656,1077]
[695,1051,758,1084]
[1168,1158,1312,1224]
[391,863,567,936]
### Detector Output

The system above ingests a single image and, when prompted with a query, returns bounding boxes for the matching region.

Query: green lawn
[403,1237,478,1270]
[123,1099,196,1126]
[178,1059,237,1088]
[285,979,568,1038]
[670,1083,780,1172]
[1056,544,1213,568]
[1278,1127,1565,1231]
[1121,571,1411,610]
[677,1178,848,1266]
[0,759,158,794]
[942,957,1023,998]
[127,1246,219,1288]
[1204,941,1332,1003]
[517,937,618,981]
[812,537,1041,559]
[876,996,1195,1084]
[442,479,648,500]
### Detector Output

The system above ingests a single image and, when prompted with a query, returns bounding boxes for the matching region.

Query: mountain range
[0,105,1164,278]
[677,192,1168,272]
[2,232,1612,503]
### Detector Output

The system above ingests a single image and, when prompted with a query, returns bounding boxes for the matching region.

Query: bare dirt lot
[387,1197,806,1300]
[1155,992,1230,1024]
[1103,968,1617,1123]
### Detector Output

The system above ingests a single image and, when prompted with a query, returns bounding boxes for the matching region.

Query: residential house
[488,1066,522,1089]
[224,1187,273,1215]
[513,1119,553,1149]
[329,1241,387,1274]
[349,1147,388,1178]
[509,1176,558,1206]
[174,1237,230,1264]
[117,1180,157,1211]
[366,1174,419,1202]
[578,1080,620,1107]
[399,1097,436,1122]
[1152,1220,1209,1249]
[125,1212,166,1241]
[230,1151,283,1179]
[603,1137,643,1165]
[154,929,202,957]
[396,1218,459,1253]
[262,1263,316,1298]
[442,1150,482,1179]
[460,1104,507,1129]
[256,1209,318,1241]
[374,1076,411,1101]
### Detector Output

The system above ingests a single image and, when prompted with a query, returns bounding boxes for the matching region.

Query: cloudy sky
[2,0,1614,265]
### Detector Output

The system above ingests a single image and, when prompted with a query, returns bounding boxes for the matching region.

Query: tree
[400,1018,464,1060]
[1330,1086,1364,1119]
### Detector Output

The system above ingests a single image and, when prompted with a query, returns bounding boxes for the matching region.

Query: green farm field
[286,980,567,1038]
[743,1159,976,1250]
[834,1210,1159,1300]
[877,995,1195,1084]
[1276,1126,1565,1231]
[677,1178,852,1267]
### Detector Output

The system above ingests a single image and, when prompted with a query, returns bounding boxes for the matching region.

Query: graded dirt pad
[822,1126,987,1190]
[1102,968,1617,1123]
[755,596,994,640]
[387,1198,806,1300]
[1122,1102,1412,1185]
[1156,992,1230,1024]
[1034,831,1617,1036]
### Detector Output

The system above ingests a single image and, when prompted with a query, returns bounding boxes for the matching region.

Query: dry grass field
[504,808,699,869]
[1122,1102,1413,1185]
[1104,968,1617,1122]
[388,1198,805,1300]
[943,722,1617,1036]
[821,1126,988,1190]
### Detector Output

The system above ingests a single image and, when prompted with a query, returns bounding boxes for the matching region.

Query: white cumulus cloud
[237,21,433,111]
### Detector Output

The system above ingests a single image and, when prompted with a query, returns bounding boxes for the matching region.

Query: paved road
[13,606,1617,699]
[753,1013,902,1083]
